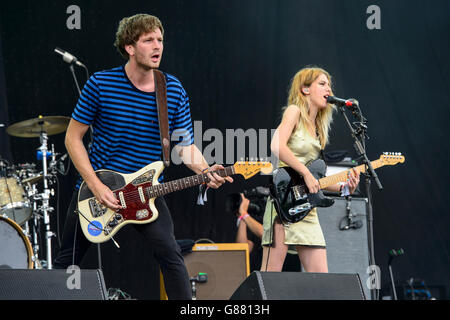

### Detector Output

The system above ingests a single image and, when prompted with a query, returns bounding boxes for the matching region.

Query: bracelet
[200,168,209,184]
[238,213,249,221]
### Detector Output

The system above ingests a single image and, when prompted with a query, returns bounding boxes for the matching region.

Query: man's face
[128,28,163,70]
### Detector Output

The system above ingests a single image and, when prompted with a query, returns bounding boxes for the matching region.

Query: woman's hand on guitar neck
[346,168,360,194]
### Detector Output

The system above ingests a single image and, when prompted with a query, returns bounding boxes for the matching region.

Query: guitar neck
[319,159,384,189]
[145,166,235,198]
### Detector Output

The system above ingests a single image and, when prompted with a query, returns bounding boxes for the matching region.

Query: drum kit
[0,115,70,270]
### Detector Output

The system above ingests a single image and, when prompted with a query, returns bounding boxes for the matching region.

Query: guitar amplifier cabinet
[313,196,371,299]
[160,243,250,300]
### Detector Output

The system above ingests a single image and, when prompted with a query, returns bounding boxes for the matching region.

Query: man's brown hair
[114,14,164,59]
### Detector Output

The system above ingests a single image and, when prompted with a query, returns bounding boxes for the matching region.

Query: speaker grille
[0,269,107,300]
[316,197,371,298]
[231,271,365,300]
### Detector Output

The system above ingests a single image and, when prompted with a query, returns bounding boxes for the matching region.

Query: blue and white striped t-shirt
[72,65,194,188]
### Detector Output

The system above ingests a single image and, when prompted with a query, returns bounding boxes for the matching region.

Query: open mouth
[151,54,160,62]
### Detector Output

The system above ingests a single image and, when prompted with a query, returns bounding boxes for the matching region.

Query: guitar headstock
[380,152,405,165]
[233,161,273,179]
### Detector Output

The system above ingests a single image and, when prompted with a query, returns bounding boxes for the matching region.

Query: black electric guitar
[270,153,405,225]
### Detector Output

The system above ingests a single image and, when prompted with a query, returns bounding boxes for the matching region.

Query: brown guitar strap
[153,69,170,168]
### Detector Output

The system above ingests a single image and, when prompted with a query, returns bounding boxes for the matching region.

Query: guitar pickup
[138,187,145,203]
[118,191,126,209]
[292,186,307,201]
[293,187,301,200]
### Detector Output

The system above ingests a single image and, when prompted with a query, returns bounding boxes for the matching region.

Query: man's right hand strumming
[88,181,121,211]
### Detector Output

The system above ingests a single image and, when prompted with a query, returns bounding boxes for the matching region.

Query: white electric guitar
[77,161,273,244]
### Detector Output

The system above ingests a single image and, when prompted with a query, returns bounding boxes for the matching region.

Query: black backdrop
[1,0,449,300]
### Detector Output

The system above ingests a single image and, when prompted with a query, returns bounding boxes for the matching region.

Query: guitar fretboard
[144,166,235,198]
[318,159,384,189]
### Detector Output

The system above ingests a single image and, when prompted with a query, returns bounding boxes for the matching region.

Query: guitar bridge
[89,198,107,217]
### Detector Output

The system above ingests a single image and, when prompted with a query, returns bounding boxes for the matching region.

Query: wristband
[200,167,210,185]
[339,182,350,197]
[238,213,249,221]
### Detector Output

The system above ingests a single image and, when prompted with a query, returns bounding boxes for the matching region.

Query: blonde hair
[286,66,336,149]
[114,14,164,59]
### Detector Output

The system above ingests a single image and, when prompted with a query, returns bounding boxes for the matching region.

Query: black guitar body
[270,159,335,225]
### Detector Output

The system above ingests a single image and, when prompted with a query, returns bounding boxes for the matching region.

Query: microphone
[54,47,85,67]
[326,96,359,108]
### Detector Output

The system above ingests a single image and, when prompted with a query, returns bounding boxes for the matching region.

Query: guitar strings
[109,168,231,200]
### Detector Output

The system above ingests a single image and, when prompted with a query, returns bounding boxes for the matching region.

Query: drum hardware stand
[29,184,44,269]
[338,100,383,300]
[36,130,56,269]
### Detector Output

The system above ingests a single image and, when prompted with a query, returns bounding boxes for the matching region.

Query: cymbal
[6,116,70,138]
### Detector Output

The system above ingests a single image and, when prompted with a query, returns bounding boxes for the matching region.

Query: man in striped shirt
[53,14,232,300]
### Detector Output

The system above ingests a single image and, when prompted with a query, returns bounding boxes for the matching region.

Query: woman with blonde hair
[261,66,360,272]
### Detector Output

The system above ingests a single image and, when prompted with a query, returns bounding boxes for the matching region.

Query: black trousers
[53,192,192,300]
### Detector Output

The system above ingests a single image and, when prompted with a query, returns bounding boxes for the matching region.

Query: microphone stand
[64,58,102,272]
[69,64,81,95]
[337,103,383,300]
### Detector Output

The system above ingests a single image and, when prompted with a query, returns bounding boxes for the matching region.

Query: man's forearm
[176,144,210,174]
[65,136,100,189]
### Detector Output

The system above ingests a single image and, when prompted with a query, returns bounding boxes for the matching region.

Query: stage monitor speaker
[160,243,250,300]
[0,269,107,300]
[314,196,371,299]
[230,271,365,300]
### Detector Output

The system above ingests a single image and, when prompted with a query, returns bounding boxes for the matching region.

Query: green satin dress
[262,122,326,248]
